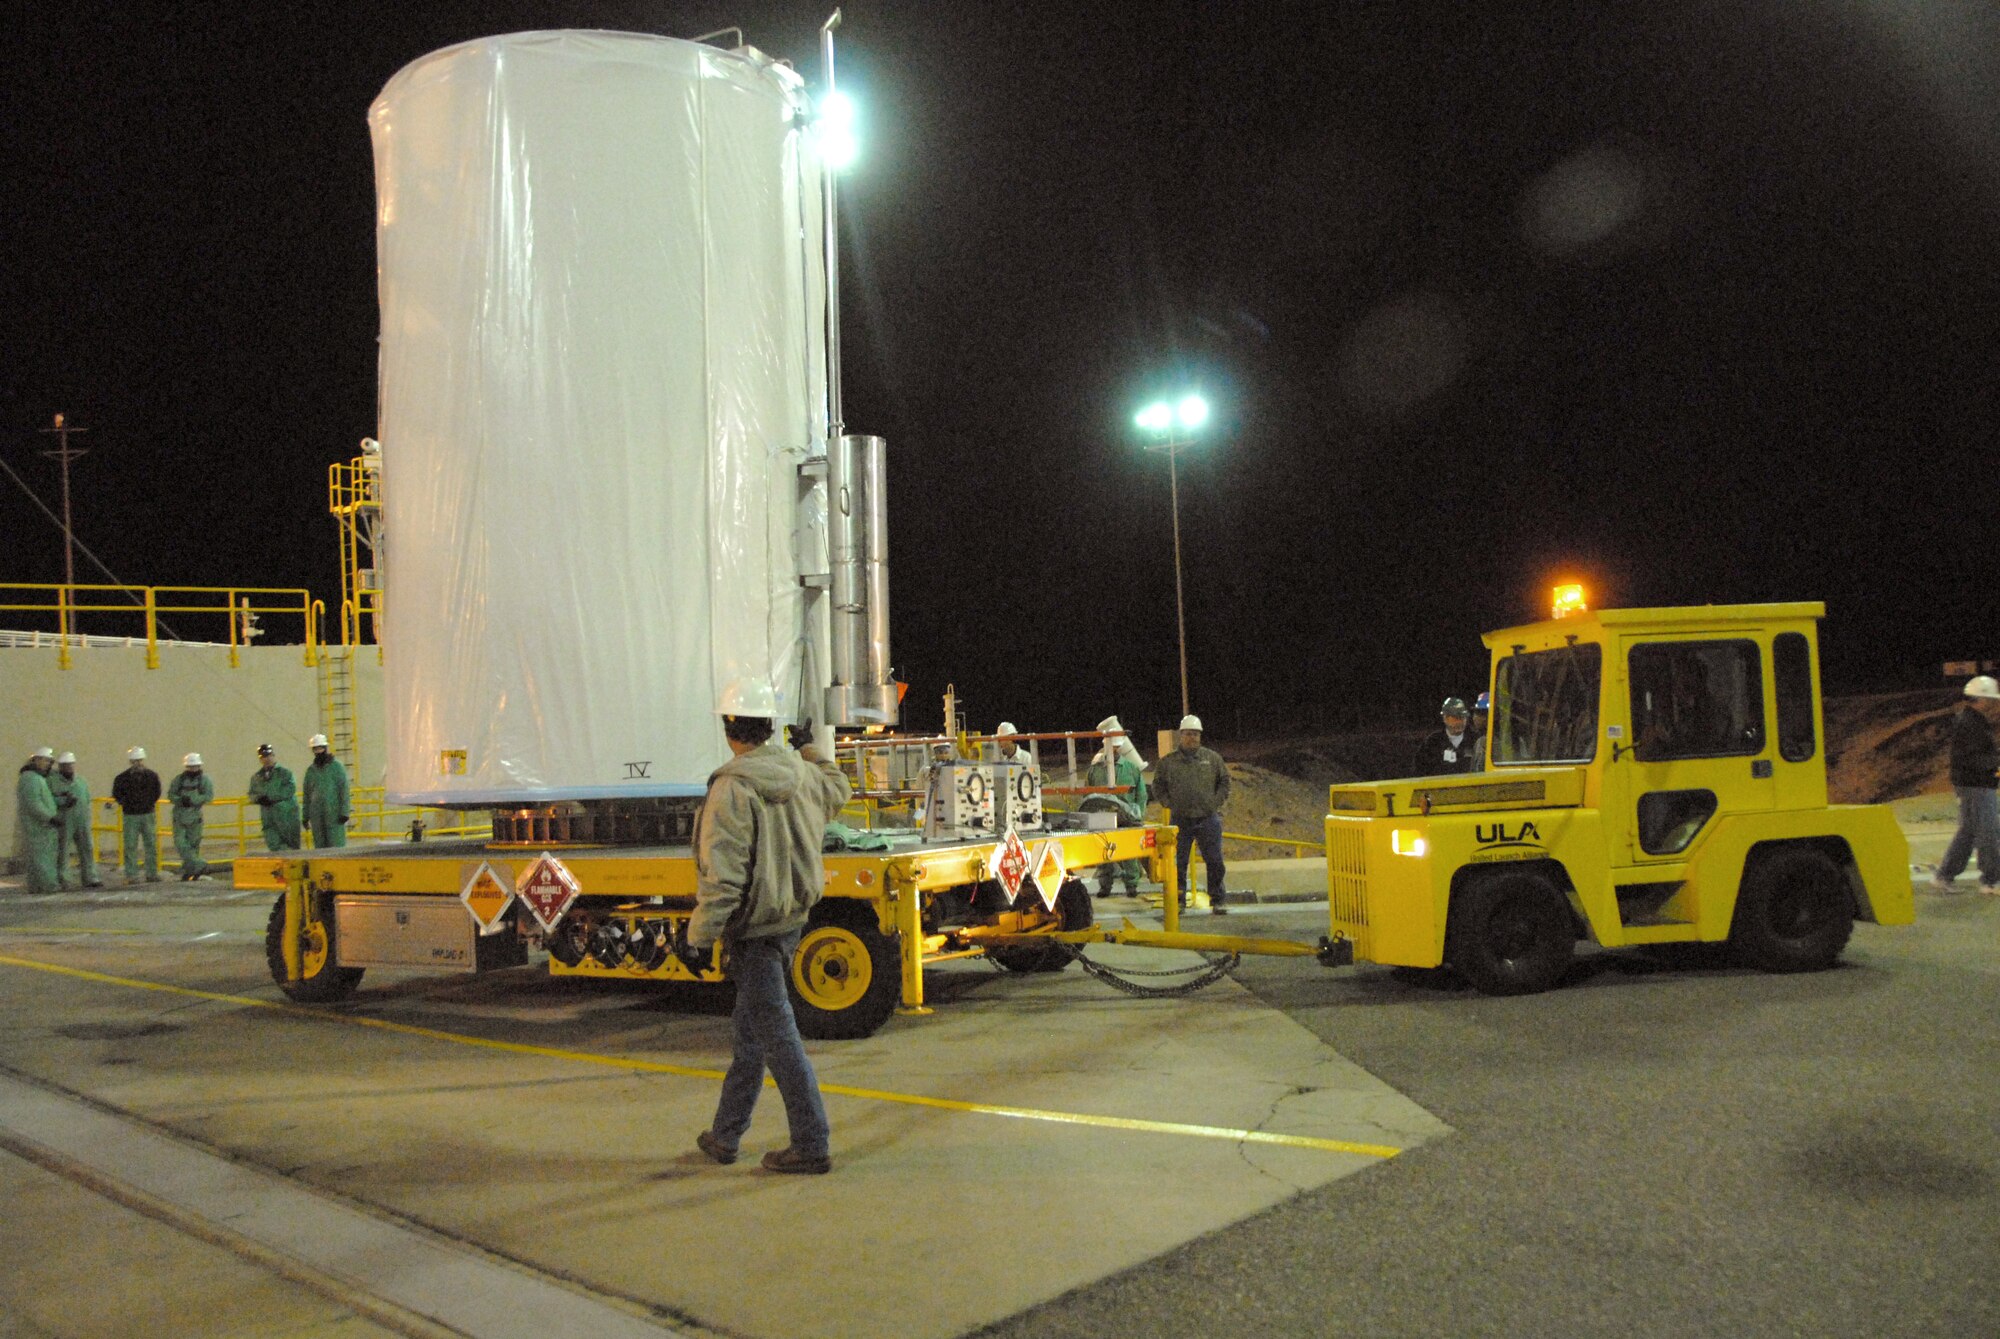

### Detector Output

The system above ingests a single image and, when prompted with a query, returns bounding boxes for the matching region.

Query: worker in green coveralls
[48,752,103,889]
[15,747,61,894]
[1086,714,1150,898]
[302,733,350,848]
[247,743,301,850]
[166,753,214,881]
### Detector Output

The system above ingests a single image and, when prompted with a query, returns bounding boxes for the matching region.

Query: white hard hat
[996,721,1018,736]
[183,753,203,768]
[309,734,329,748]
[1966,676,2000,700]
[1095,715,1125,736]
[56,752,75,764]
[127,747,146,761]
[1179,715,1203,733]
[32,746,54,760]
[717,677,779,718]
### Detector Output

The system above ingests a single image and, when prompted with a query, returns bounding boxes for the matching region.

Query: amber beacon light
[1551,583,1587,619]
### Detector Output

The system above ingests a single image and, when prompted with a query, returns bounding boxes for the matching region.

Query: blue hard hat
[1474,692,1491,711]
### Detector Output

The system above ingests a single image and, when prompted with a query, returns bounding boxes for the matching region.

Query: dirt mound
[1141,762,1332,861]
[1824,689,1960,804]
[1213,688,1965,814]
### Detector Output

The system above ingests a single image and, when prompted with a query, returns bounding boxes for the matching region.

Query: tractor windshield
[1493,644,1601,764]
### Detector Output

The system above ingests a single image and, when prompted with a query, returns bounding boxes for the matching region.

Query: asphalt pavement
[975,889,2000,1338]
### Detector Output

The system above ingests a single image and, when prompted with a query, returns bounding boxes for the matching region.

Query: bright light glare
[818,91,859,170]
[1390,829,1428,858]
[1175,394,1210,431]
[1551,582,1587,619]
[1135,402,1173,433]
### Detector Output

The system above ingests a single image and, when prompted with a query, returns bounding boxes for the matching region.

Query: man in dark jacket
[1153,714,1232,914]
[1934,675,2000,892]
[110,747,162,884]
[688,677,852,1175]
[1414,697,1480,776]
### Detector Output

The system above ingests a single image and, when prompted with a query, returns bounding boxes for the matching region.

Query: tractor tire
[1447,868,1574,996]
[1729,847,1854,973]
[988,878,1092,973]
[264,891,364,1003]
[789,899,901,1040]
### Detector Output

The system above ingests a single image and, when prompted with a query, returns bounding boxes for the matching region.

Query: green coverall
[15,765,61,894]
[166,769,214,879]
[247,764,301,851]
[303,754,350,848]
[1086,753,1149,893]
[47,770,100,888]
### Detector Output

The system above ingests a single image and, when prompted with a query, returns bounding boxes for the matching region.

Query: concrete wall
[2,643,383,859]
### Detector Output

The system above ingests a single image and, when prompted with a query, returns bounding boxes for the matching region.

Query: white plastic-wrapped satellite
[370,25,896,819]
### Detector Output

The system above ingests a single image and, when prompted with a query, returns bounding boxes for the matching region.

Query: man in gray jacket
[687,677,853,1175]
[1152,714,1232,914]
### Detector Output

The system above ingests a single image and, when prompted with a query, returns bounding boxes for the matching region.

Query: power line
[0,448,187,640]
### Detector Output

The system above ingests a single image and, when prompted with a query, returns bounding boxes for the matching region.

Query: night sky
[7,2,1996,742]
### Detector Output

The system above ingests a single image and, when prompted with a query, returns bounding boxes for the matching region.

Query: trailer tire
[1730,847,1853,973]
[264,891,364,1003]
[988,878,1092,973]
[1447,868,1573,996]
[789,899,901,1040]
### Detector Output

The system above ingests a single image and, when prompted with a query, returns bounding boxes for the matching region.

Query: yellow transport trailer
[261,823,1312,1038]
[1319,602,1915,993]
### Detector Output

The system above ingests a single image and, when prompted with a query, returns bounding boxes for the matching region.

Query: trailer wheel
[789,900,900,1040]
[988,879,1092,973]
[1447,869,1573,996]
[1730,847,1853,973]
[263,892,364,1003]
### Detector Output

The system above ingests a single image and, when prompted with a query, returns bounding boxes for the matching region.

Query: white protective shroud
[371,31,830,804]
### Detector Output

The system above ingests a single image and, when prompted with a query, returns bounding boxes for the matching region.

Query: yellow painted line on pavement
[0,953,1401,1159]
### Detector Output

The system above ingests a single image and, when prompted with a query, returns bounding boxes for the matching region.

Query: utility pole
[36,413,89,590]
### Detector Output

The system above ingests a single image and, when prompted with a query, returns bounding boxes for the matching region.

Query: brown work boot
[695,1130,737,1165]
[761,1146,832,1175]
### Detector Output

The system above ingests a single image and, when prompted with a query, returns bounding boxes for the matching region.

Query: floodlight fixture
[818,89,859,170]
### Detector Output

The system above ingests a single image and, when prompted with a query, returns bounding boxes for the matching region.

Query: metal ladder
[317,645,359,771]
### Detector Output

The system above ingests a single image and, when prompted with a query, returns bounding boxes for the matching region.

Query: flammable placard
[515,852,581,931]
[995,828,1031,903]
[1030,839,1066,911]
[459,861,514,934]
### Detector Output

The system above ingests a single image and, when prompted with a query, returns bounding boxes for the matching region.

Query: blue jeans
[711,929,829,1158]
[1175,813,1227,905]
[1939,785,2000,884]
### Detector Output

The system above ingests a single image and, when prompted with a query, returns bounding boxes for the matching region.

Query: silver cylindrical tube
[827,432,864,689]
[860,433,891,687]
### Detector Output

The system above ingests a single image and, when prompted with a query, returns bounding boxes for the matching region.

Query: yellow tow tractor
[1318,600,1914,992]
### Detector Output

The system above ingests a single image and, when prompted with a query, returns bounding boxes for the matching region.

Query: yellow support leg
[1160,825,1180,934]
[891,866,931,1018]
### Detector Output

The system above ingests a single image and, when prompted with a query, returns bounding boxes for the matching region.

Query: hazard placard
[459,861,514,935]
[995,829,1031,903]
[1030,839,1066,911]
[516,852,581,932]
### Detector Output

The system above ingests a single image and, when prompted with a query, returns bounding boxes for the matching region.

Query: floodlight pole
[1143,428,1192,718]
[36,413,88,592]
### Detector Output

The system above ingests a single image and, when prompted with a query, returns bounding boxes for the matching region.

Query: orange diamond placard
[995,829,1031,903]
[516,852,581,932]
[460,861,514,934]
[1030,839,1066,911]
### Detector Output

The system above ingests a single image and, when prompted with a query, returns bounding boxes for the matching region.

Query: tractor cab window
[1628,640,1765,760]
[1493,644,1602,764]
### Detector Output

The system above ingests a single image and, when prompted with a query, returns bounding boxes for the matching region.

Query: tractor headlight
[1390,828,1428,858]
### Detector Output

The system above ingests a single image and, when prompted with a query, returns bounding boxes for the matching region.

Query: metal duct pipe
[824,433,897,727]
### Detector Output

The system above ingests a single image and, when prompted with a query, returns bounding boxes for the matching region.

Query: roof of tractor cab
[1482,601,1826,651]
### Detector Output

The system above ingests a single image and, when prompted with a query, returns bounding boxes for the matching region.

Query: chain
[1060,943,1241,998]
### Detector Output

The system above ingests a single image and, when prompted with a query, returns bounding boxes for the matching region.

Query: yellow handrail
[1222,830,1324,855]
[91,785,492,875]
[0,583,319,670]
